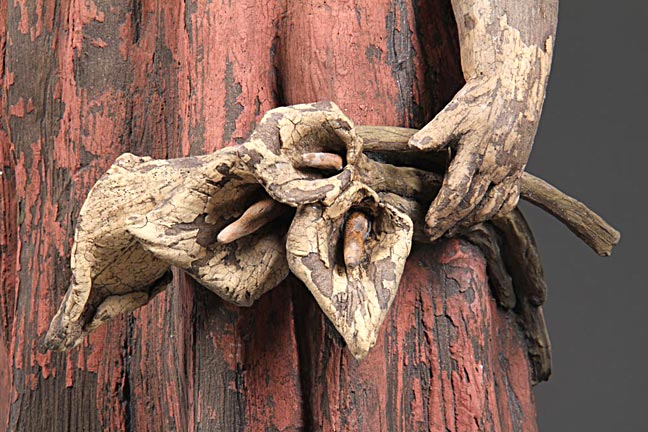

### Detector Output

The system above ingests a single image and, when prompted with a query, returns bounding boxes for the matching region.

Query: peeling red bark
[0,1,537,430]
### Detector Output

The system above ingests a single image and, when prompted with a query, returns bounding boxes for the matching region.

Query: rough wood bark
[0,1,576,430]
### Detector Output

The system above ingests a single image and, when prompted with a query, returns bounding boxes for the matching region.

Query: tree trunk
[1,1,539,430]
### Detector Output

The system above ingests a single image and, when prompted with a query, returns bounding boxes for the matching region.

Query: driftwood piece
[519,174,620,256]
[46,103,619,371]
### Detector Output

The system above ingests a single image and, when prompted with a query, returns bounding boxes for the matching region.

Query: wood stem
[355,126,620,255]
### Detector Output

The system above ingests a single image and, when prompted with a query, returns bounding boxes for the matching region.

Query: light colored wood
[287,182,413,359]
[343,211,372,269]
[359,125,621,256]
[296,152,344,171]
[407,0,560,242]
[45,102,619,373]
[217,199,287,244]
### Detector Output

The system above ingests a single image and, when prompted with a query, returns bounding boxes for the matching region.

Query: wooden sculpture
[45,102,619,384]
[1,0,623,430]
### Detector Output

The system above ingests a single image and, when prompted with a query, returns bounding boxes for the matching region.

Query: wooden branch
[518,175,620,257]
[356,126,621,256]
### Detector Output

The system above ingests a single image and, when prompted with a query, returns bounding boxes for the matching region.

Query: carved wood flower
[46,102,619,377]
[124,153,291,307]
[46,148,292,350]
[238,101,362,206]
[46,153,180,350]
[286,182,413,359]
[46,102,364,350]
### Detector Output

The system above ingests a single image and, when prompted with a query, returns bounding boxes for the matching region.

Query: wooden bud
[343,211,371,268]
[217,198,285,244]
[297,152,344,171]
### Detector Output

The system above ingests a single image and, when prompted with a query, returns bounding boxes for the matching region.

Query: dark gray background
[523,1,647,430]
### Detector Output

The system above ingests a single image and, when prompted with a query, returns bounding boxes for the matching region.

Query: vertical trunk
[1,1,538,431]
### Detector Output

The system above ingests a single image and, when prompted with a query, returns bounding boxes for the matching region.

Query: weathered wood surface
[1,0,541,430]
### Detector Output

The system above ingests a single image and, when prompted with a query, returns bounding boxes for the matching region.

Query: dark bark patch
[301,253,334,298]
[365,44,383,64]
[367,256,397,309]
[223,57,244,145]
[385,0,417,126]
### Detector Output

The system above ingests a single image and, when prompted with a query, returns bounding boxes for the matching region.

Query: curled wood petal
[45,153,187,350]
[238,101,362,206]
[46,148,291,351]
[286,182,413,359]
[125,154,291,307]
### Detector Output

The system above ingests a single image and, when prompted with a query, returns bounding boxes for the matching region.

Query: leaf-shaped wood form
[238,101,363,206]
[45,153,188,350]
[126,159,291,307]
[286,183,413,359]
[45,148,290,351]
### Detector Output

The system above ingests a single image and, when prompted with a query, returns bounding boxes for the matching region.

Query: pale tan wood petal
[46,147,290,350]
[45,153,190,350]
[125,162,291,307]
[238,101,363,206]
[128,196,290,307]
[286,183,413,359]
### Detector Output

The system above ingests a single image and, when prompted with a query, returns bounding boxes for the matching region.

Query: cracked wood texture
[1,1,538,431]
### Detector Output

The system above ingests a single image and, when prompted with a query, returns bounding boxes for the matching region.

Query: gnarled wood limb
[519,175,620,256]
